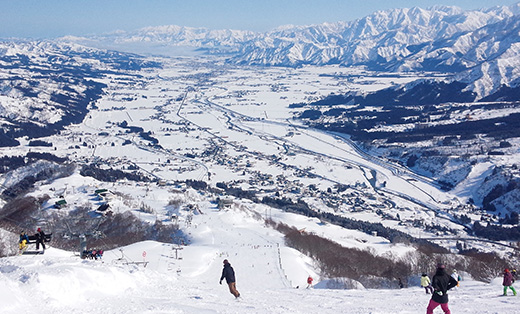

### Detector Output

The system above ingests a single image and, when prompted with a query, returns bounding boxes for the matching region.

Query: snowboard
[21,250,44,255]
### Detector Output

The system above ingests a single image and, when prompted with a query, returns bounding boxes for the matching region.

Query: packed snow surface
[1,204,518,314]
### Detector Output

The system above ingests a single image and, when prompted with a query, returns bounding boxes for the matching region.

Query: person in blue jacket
[219,259,240,298]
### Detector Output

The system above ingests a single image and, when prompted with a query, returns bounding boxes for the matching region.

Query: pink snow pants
[426,299,450,314]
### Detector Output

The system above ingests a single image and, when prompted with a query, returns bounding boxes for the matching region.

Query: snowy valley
[1,2,520,313]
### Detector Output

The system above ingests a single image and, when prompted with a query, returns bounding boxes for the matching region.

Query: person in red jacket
[503,268,517,296]
[307,275,313,288]
[426,263,458,314]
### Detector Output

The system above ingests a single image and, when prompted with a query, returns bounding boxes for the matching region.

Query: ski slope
[1,201,518,314]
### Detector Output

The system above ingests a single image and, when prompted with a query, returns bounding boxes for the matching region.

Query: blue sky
[1,0,519,38]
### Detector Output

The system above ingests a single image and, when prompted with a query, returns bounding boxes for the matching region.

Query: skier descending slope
[220,259,240,298]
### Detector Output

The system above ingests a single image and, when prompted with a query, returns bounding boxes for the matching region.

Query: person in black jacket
[426,263,458,314]
[35,228,46,251]
[219,259,240,298]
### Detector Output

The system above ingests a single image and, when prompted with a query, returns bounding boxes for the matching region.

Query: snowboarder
[503,268,517,296]
[421,273,434,294]
[35,228,46,251]
[219,259,240,298]
[19,231,29,251]
[307,276,313,288]
[426,263,458,314]
[451,269,461,287]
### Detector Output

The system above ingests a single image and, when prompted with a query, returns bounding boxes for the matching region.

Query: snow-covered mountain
[113,25,257,47]
[0,40,160,145]
[453,16,520,97]
[230,4,520,98]
[68,3,520,99]
[73,25,257,53]
[73,3,520,68]
[232,4,520,68]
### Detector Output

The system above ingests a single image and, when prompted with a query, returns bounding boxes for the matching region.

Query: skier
[503,268,517,296]
[451,270,461,287]
[307,275,313,288]
[19,231,29,251]
[426,263,458,314]
[35,228,46,251]
[398,277,404,289]
[219,259,240,298]
[421,273,434,294]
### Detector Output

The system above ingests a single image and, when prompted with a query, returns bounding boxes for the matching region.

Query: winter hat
[37,228,41,232]
[505,268,510,272]
[437,263,445,269]
[223,259,229,265]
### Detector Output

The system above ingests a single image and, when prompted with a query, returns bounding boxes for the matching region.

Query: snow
[1,203,519,313]
[452,161,495,206]
[2,29,520,313]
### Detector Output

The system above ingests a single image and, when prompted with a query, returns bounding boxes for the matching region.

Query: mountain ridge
[58,3,520,99]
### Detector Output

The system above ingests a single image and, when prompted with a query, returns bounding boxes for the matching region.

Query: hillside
[0,207,518,313]
[0,40,160,144]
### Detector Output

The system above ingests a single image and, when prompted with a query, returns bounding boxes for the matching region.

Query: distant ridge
[61,3,520,98]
